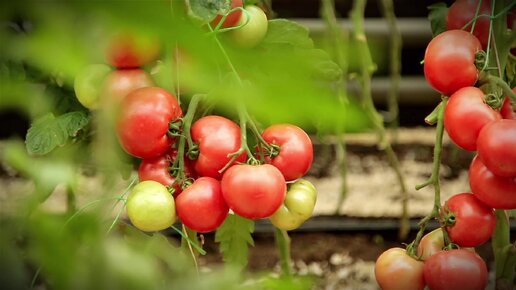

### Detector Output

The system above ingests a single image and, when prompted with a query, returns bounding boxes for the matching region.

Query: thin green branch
[274,227,292,276]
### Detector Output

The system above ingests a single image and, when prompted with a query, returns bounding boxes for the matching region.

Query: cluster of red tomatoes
[122,95,317,234]
[375,1,516,289]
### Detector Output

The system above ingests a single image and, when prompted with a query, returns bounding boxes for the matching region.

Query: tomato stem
[173,94,203,185]
[351,0,410,241]
[411,97,448,255]
[274,227,292,276]
[481,73,516,103]
[210,7,251,34]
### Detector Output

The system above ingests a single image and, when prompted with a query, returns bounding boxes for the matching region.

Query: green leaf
[26,111,90,155]
[261,19,314,49]
[185,0,231,23]
[427,3,448,37]
[215,214,254,270]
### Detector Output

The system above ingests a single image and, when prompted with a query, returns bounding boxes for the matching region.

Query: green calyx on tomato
[270,179,317,231]
[126,180,176,232]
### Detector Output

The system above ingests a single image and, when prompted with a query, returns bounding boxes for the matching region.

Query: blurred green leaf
[26,111,89,155]
[185,0,231,23]
[262,19,314,49]
[215,214,254,270]
[427,3,448,37]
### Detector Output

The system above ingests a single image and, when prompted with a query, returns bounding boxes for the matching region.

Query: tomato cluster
[376,3,516,288]
[125,109,316,232]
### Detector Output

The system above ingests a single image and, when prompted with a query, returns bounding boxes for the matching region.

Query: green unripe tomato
[227,5,268,48]
[126,180,176,232]
[270,179,317,231]
[73,64,112,109]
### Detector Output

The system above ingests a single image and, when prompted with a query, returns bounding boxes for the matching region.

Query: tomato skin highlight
[176,177,229,233]
[444,86,501,151]
[210,0,243,29]
[446,0,491,49]
[423,249,488,290]
[261,124,313,181]
[443,193,496,247]
[424,30,482,96]
[374,247,425,290]
[126,180,176,232]
[191,115,246,179]
[221,164,286,219]
[469,155,516,209]
[116,87,182,159]
[477,119,516,177]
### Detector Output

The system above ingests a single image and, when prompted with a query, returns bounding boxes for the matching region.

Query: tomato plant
[424,30,482,96]
[442,193,496,247]
[210,0,243,29]
[116,87,182,158]
[227,5,268,48]
[477,119,516,177]
[374,247,425,290]
[176,177,229,233]
[469,155,516,209]
[74,64,112,109]
[126,180,176,232]
[261,124,313,181]
[190,115,246,179]
[269,179,317,231]
[102,69,155,105]
[106,32,161,69]
[446,0,491,49]
[423,249,488,290]
[221,164,286,219]
[444,86,501,151]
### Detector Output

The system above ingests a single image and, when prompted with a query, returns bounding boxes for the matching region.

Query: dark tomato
[423,249,488,290]
[446,0,491,49]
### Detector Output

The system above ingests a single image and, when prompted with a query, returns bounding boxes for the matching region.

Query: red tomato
[469,155,516,209]
[423,249,488,290]
[444,86,501,151]
[221,164,286,219]
[501,97,516,120]
[191,116,246,179]
[261,124,313,181]
[106,32,161,69]
[446,0,491,49]
[210,0,243,29]
[138,149,196,194]
[424,30,482,96]
[477,119,516,176]
[116,87,182,158]
[102,69,154,105]
[374,248,425,290]
[442,193,495,247]
[175,177,229,233]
